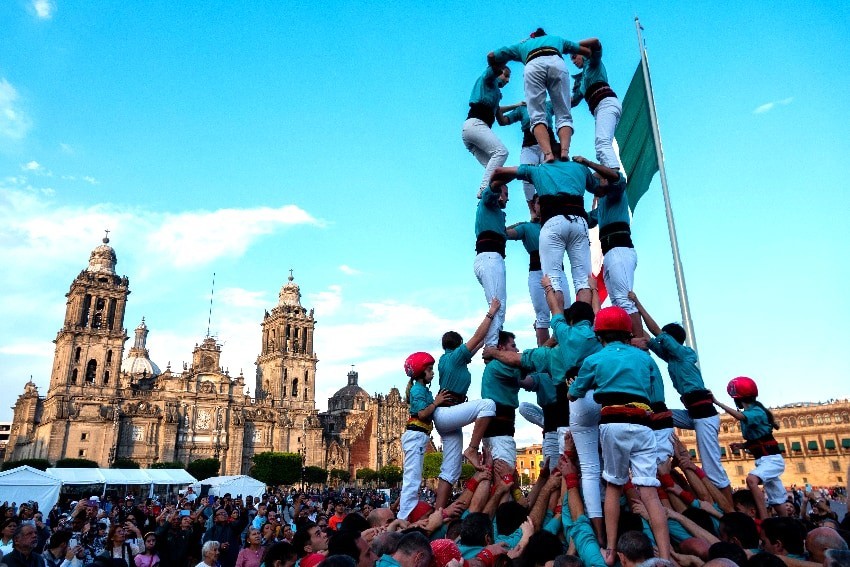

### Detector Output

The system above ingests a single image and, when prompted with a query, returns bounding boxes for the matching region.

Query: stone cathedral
[4,237,408,477]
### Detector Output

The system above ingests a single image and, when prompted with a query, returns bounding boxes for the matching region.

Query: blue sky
[1,1,849,447]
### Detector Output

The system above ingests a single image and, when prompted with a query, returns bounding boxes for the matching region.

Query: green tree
[423,452,443,480]
[250,452,300,486]
[460,463,475,481]
[303,466,328,485]
[150,461,185,469]
[1,458,52,471]
[379,465,403,486]
[111,457,141,469]
[187,458,220,481]
[356,468,378,482]
[54,458,99,468]
[330,469,351,482]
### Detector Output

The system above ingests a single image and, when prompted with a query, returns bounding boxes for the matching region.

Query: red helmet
[404,352,435,378]
[727,376,758,399]
[593,306,633,333]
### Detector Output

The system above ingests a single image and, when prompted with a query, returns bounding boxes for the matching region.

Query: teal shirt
[516,161,599,198]
[741,405,773,440]
[569,342,656,402]
[481,359,521,407]
[571,44,609,105]
[647,356,666,405]
[503,102,554,133]
[587,175,629,229]
[521,345,565,406]
[508,221,540,254]
[493,35,582,65]
[475,186,507,237]
[561,492,605,567]
[408,381,434,416]
[457,544,483,560]
[551,315,601,375]
[647,332,705,395]
[377,556,401,567]
[438,345,473,396]
[469,67,503,111]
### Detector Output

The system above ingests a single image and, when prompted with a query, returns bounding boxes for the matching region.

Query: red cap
[727,376,758,399]
[431,539,462,567]
[404,352,435,379]
[593,306,632,333]
[407,500,433,523]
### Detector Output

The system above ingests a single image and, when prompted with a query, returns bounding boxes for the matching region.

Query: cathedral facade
[4,237,408,478]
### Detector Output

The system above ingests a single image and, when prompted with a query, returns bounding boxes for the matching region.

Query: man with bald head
[807,527,849,565]
[368,508,395,529]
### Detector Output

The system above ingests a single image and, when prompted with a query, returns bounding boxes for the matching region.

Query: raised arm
[627,291,662,337]
[578,38,601,51]
[541,274,564,316]
[481,346,522,367]
[572,155,619,183]
[490,166,519,188]
[712,395,745,421]
[466,298,501,354]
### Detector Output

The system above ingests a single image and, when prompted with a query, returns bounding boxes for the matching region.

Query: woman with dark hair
[236,528,265,567]
[100,524,140,567]
[262,541,297,567]
[0,519,17,556]
[133,533,159,567]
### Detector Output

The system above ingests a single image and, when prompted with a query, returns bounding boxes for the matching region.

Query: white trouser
[462,118,509,195]
[603,247,637,314]
[483,435,517,468]
[524,55,573,132]
[434,399,497,484]
[751,454,787,505]
[520,145,545,201]
[600,422,659,487]
[672,410,731,489]
[593,97,622,169]
[654,427,675,465]
[399,429,428,520]
[542,427,570,470]
[519,401,544,428]
[570,390,603,518]
[474,252,507,346]
[539,215,590,303]
[528,269,550,329]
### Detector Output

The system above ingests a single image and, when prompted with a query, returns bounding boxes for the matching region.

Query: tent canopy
[194,475,266,499]
[46,468,198,486]
[0,466,62,511]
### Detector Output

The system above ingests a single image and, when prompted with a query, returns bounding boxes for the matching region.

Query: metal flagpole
[634,17,698,355]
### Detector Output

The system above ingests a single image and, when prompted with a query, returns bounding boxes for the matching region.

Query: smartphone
[69,538,78,548]
[180,510,191,517]
[805,483,812,492]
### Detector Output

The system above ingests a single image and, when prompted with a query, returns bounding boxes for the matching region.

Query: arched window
[790,417,797,427]
[806,415,814,427]
[75,347,81,362]
[103,371,110,385]
[106,350,112,364]
[71,369,78,384]
[824,414,831,424]
[85,360,97,383]
[292,379,299,398]
[782,418,790,428]
[816,415,823,425]
[842,413,850,423]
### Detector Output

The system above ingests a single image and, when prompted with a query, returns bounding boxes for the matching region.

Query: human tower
[397,28,787,565]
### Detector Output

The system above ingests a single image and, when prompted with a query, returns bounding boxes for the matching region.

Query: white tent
[194,475,266,499]
[46,467,105,484]
[0,466,62,511]
[45,468,198,497]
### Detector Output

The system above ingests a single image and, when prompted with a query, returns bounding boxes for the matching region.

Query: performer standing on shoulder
[462,65,525,198]
[507,196,549,345]
[571,38,622,169]
[488,29,591,162]
[474,182,509,347]
[502,100,557,216]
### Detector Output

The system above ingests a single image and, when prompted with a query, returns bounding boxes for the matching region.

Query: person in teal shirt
[507,199,549,345]
[502,101,556,210]
[474,184,508,348]
[630,290,733,503]
[432,303,500,512]
[462,66,525,199]
[570,38,622,170]
[488,28,590,162]
[480,331,522,468]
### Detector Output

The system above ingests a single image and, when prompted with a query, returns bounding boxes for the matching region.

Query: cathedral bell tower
[255,272,318,410]
[48,234,130,397]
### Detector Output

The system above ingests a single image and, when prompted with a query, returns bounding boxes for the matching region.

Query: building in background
[678,400,850,487]
[0,422,11,461]
[4,237,406,477]
[517,444,544,485]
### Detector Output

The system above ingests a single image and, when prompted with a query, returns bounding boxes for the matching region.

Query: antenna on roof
[207,272,216,338]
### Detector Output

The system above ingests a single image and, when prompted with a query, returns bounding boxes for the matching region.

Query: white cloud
[83,176,98,185]
[339,264,361,276]
[32,0,54,19]
[753,97,794,114]
[0,341,54,357]
[0,78,32,141]
[309,284,343,317]
[147,205,321,267]
[23,161,42,171]
[217,287,268,309]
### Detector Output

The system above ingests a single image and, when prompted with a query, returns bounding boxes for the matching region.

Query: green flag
[614,63,658,212]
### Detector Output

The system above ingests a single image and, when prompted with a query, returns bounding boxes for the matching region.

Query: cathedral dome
[278,272,302,307]
[87,235,117,275]
[329,370,370,409]
[121,318,161,377]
